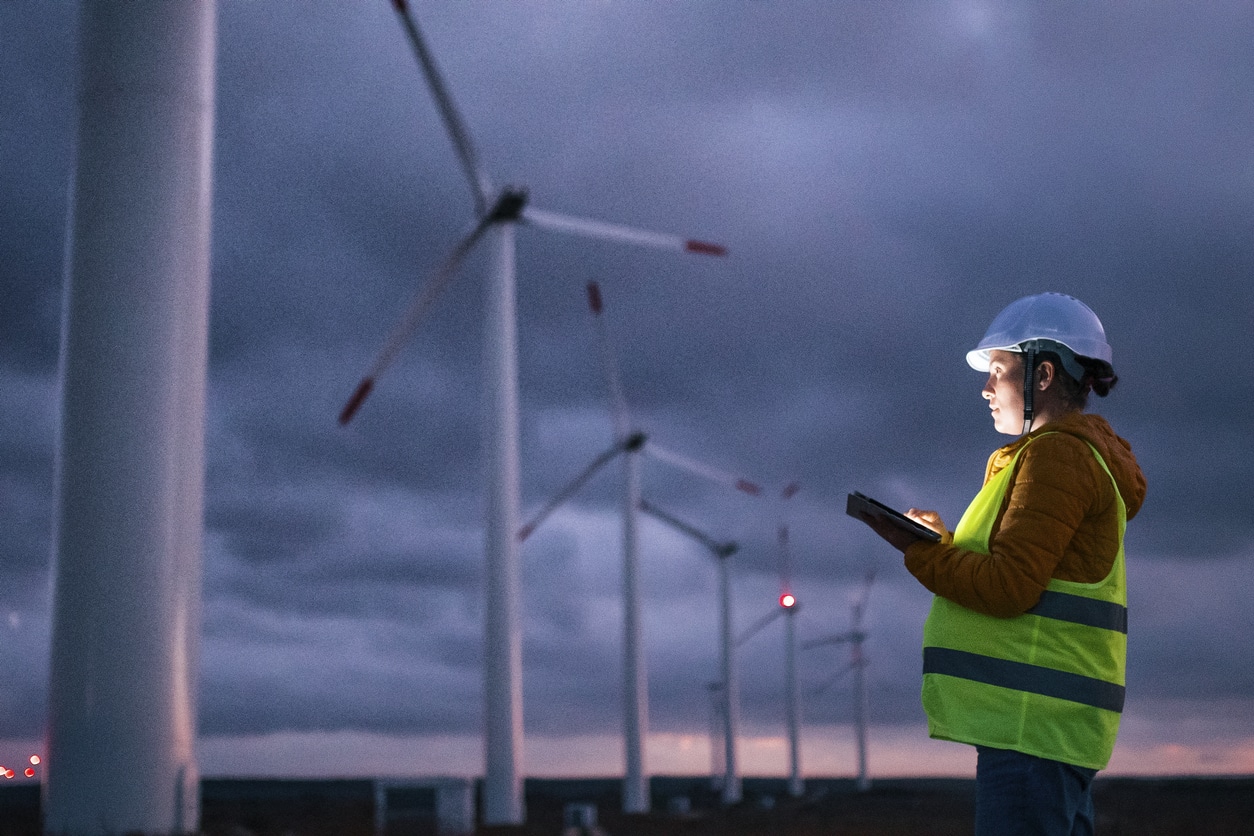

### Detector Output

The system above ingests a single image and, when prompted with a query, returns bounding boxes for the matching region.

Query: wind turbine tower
[45,3,215,832]
[783,587,802,797]
[706,681,726,791]
[778,484,804,798]
[339,3,725,824]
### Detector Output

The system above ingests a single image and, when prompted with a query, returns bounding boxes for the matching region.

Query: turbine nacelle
[486,188,529,223]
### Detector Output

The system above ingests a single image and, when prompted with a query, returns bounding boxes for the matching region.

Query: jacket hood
[1016,411,1147,519]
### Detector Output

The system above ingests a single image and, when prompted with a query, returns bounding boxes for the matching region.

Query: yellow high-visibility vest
[921,435,1127,770]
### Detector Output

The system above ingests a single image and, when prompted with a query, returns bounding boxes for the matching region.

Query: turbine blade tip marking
[339,378,375,425]
[587,281,603,314]
[685,240,727,256]
[736,479,762,496]
[517,524,534,542]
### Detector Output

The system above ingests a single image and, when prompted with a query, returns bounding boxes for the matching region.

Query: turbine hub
[487,187,528,222]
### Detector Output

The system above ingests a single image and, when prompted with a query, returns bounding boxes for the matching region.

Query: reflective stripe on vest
[1028,590,1127,634]
[923,647,1126,713]
[921,434,1128,770]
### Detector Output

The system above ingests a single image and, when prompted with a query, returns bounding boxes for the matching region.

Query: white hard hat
[966,293,1112,377]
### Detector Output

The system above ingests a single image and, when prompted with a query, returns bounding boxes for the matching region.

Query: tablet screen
[846,491,942,542]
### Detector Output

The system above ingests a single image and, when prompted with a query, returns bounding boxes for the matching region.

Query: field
[3,775,1254,835]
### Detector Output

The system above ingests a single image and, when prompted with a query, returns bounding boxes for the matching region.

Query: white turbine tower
[636,500,744,806]
[517,281,755,813]
[46,4,214,833]
[734,483,804,798]
[706,681,726,792]
[338,4,725,824]
[803,569,876,792]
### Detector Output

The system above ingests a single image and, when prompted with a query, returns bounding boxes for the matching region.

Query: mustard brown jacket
[904,411,1146,618]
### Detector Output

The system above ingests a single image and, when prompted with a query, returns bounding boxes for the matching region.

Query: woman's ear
[1036,359,1056,391]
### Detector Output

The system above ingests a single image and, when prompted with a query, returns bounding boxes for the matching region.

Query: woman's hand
[905,508,948,538]
[854,508,948,554]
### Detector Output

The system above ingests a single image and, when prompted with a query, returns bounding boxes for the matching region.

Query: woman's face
[983,349,1025,435]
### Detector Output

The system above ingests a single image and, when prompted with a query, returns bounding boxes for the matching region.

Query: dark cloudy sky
[3,1,1253,779]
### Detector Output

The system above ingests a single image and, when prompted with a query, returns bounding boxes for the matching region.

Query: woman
[857,293,1146,835]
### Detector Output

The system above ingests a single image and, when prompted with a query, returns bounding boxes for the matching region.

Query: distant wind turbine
[803,569,876,792]
[637,499,744,805]
[735,483,804,798]
[517,281,755,813]
[337,3,725,824]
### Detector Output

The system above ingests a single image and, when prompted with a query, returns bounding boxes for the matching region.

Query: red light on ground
[780,593,796,608]
[4,769,13,779]
[24,768,34,778]
[29,755,40,765]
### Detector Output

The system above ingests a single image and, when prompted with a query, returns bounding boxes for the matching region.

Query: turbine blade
[778,523,792,595]
[586,281,631,439]
[637,499,735,558]
[776,482,801,598]
[801,632,853,651]
[339,378,375,426]
[390,0,493,214]
[736,608,783,647]
[643,443,762,496]
[338,220,488,425]
[523,207,727,256]
[851,569,877,623]
[517,437,637,541]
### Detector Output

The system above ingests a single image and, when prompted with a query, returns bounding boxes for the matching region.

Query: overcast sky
[3,1,1254,781]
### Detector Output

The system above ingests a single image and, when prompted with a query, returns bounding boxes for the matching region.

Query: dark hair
[1038,351,1118,410]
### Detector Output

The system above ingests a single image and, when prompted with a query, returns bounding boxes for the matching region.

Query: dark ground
[3,775,1253,835]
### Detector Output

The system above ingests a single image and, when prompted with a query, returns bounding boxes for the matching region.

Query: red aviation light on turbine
[779,593,796,609]
[24,768,34,778]
[29,755,40,766]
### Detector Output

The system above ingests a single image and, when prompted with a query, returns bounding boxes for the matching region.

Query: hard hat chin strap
[1021,345,1038,434]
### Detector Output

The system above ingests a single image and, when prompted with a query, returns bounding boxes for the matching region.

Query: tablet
[846,491,942,542]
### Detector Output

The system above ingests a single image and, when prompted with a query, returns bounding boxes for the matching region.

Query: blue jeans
[975,746,1098,836]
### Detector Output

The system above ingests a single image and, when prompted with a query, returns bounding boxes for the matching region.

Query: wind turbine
[802,569,876,792]
[337,3,726,825]
[636,499,744,806]
[517,281,755,813]
[734,483,804,798]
